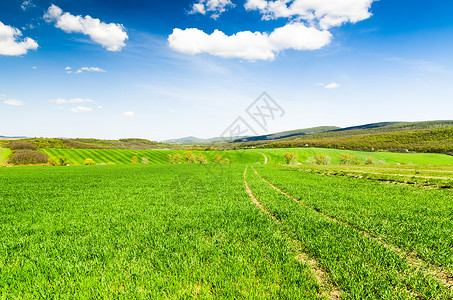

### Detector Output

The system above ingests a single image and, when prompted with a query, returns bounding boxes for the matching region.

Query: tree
[284,152,295,164]
[84,158,96,165]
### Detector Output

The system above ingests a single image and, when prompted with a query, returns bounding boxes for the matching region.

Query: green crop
[0,148,11,163]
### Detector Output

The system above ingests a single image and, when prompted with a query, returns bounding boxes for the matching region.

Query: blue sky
[1,0,452,140]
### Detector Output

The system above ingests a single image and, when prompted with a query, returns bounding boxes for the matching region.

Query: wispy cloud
[70,106,93,113]
[21,0,36,11]
[324,82,341,89]
[384,57,448,73]
[1,94,24,106]
[75,67,106,74]
[122,111,135,117]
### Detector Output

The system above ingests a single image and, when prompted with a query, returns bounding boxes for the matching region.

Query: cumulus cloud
[244,0,376,29]
[324,82,341,89]
[169,23,332,61]
[70,106,93,113]
[122,111,135,117]
[190,0,235,19]
[44,4,128,51]
[75,67,106,74]
[0,21,38,56]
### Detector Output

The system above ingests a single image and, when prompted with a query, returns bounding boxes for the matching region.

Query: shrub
[196,154,207,164]
[183,151,196,164]
[351,155,361,165]
[84,158,96,165]
[377,160,386,165]
[107,162,116,165]
[284,152,295,164]
[338,153,351,165]
[222,158,230,164]
[314,154,331,165]
[9,150,48,165]
[6,141,37,150]
[141,157,149,164]
[215,155,223,164]
[132,156,139,164]
[168,154,182,164]
[365,157,375,165]
[48,157,59,166]
[59,157,69,166]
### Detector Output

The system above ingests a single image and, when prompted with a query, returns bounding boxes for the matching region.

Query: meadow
[1,148,453,298]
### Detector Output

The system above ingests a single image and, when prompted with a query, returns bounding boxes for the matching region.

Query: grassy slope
[259,148,453,165]
[41,149,265,165]
[0,148,11,163]
[40,147,453,166]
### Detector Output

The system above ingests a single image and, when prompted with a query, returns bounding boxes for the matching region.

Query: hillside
[232,126,340,143]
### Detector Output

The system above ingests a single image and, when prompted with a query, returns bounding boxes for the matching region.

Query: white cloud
[75,67,106,74]
[244,0,376,29]
[122,111,135,117]
[32,66,37,69]
[0,21,38,56]
[44,4,128,51]
[21,0,35,11]
[3,98,24,106]
[169,23,332,61]
[70,106,93,113]
[324,82,341,89]
[52,97,94,104]
[190,0,235,19]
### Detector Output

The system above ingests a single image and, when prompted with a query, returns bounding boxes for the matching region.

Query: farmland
[1,155,453,298]
[0,148,11,163]
[37,147,453,166]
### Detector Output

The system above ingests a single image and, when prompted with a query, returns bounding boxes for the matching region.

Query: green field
[0,148,11,163]
[40,149,264,165]
[1,162,453,298]
[39,147,453,166]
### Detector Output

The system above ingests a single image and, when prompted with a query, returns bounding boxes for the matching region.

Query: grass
[254,164,453,277]
[246,167,451,299]
[41,149,264,165]
[2,154,453,297]
[259,148,453,165]
[0,148,11,163]
[38,147,453,166]
[0,164,320,298]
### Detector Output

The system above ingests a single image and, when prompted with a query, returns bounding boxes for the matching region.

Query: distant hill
[236,120,453,155]
[232,126,340,143]
[162,136,248,144]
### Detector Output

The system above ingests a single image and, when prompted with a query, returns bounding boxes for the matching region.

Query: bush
[196,154,207,164]
[84,158,96,165]
[338,153,351,165]
[314,154,331,165]
[168,154,182,164]
[222,158,230,164]
[284,152,295,164]
[215,155,223,164]
[351,155,361,165]
[132,156,139,164]
[365,156,375,165]
[48,157,59,166]
[141,157,149,164]
[9,150,48,165]
[183,151,196,164]
[6,141,37,150]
